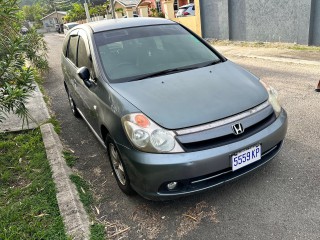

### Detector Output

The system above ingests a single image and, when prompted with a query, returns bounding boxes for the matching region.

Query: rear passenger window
[67,35,79,65]
[77,36,92,69]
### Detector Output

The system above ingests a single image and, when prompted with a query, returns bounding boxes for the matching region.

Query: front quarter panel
[94,80,139,148]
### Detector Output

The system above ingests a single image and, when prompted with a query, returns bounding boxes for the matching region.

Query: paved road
[43,33,320,240]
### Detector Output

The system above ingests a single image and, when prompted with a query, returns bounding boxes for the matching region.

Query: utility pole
[84,0,91,22]
[110,0,115,19]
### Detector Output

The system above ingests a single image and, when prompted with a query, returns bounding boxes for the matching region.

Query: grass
[287,45,320,51]
[210,39,320,51]
[44,117,61,134]
[69,174,93,213]
[90,224,106,240]
[0,129,67,239]
[63,150,78,168]
[69,174,106,239]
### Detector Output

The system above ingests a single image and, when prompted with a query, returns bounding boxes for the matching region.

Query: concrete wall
[309,0,320,45]
[200,0,229,40]
[200,0,319,46]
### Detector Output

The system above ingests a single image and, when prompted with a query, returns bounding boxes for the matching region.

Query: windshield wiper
[135,66,199,81]
[133,60,222,81]
[202,59,222,67]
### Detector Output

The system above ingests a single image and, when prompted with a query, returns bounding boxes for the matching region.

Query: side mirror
[77,67,92,88]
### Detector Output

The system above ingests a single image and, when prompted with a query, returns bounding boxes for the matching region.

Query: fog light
[167,182,178,190]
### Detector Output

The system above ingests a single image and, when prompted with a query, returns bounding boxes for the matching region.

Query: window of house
[77,36,92,69]
[174,0,179,11]
[156,2,162,12]
[67,35,79,65]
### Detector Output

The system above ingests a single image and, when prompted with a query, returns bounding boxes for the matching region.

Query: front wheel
[105,135,135,195]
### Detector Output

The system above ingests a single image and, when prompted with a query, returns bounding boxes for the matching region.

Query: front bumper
[117,109,288,200]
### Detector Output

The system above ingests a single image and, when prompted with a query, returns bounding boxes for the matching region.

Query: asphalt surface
[43,33,320,240]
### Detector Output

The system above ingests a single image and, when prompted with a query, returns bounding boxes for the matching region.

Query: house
[112,0,201,36]
[40,11,67,28]
[113,0,140,17]
[137,0,194,14]
[114,0,194,17]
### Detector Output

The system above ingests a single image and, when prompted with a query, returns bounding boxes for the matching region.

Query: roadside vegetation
[63,1,110,22]
[20,1,111,27]
[0,0,48,123]
[0,129,66,239]
[69,174,105,239]
[210,39,320,51]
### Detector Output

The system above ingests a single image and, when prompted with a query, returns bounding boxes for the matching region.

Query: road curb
[40,123,90,240]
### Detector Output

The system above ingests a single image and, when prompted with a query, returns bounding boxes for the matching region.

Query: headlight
[122,113,184,153]
[260,80,281,117]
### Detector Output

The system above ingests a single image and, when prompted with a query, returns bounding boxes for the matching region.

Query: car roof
[83,17,175,33]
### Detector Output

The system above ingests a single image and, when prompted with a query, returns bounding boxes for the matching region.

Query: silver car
[61,18,287,200]
[176,3,195,17]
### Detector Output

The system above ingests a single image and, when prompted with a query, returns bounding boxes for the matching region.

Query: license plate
[232,145,261,171]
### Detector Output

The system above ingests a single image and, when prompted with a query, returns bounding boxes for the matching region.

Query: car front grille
[175,102,276,152]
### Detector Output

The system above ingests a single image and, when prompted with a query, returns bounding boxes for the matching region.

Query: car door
[75,30,100,133]
[63,30,86,113]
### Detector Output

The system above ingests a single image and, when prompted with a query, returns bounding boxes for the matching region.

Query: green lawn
[0,129,66,239]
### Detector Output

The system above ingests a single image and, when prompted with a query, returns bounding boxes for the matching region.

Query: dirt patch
[98,219,130,239]
[176,201,219,238]
[131,204,165,239]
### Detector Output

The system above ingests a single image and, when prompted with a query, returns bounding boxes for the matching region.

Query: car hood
[111,61,268,130]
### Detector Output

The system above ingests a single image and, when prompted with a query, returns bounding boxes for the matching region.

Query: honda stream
[61,18,287,200]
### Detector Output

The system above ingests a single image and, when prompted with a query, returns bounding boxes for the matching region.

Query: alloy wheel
[109,143,126,185]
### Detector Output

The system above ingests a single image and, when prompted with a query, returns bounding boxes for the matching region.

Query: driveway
[43,33,320,239]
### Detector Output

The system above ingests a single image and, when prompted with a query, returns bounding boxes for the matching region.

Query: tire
[66,88,81,118]
[105,134,135,195]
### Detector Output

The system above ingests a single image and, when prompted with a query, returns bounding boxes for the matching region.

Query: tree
[64,3,86,22]
[22,3,44,23]
[90,1,109,17]
[0,0,48,123]
[64,1,109,22]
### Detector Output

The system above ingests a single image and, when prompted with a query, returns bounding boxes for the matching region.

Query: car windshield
[94,24,221,83]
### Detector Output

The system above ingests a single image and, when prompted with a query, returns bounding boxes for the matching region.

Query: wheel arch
[100,124,110,143]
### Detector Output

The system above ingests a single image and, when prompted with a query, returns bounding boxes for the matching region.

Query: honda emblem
[232,123,244,135]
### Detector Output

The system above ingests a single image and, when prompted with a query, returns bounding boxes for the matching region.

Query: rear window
[94,24,220,83]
